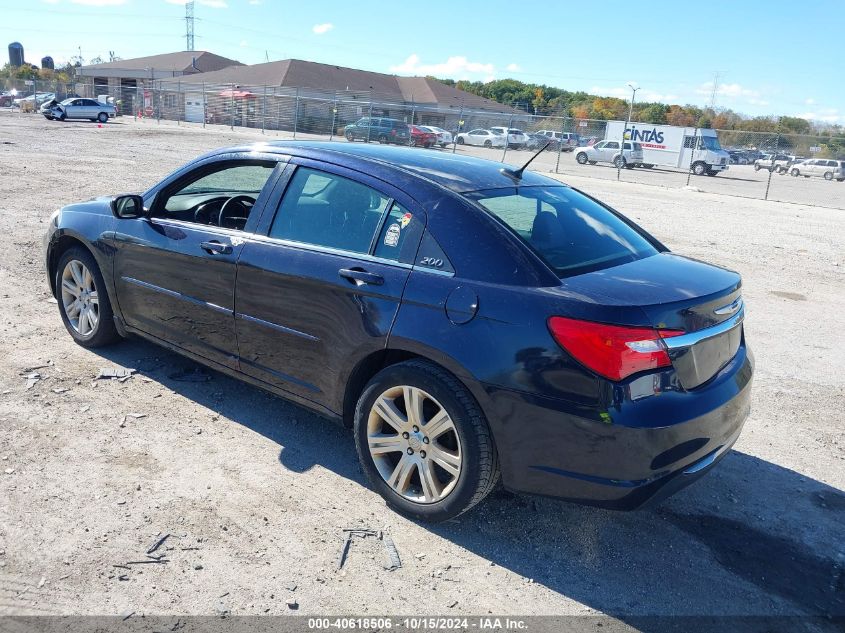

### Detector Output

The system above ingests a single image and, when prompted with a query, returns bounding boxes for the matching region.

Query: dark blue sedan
[43,141,753,521]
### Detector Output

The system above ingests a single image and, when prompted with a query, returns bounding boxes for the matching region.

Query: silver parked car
[789,158,845,181]
[575,140,644,168]
[46,98,116,123]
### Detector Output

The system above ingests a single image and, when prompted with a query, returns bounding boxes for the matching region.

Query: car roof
[210,140,560,193]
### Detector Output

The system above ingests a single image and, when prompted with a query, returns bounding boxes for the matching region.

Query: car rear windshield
[465,186,658,277]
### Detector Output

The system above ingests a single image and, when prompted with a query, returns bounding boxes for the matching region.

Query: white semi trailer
[605,121,731,176]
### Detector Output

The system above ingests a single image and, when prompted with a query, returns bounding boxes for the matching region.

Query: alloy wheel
[61,259,99,336]
[367,385,462,504]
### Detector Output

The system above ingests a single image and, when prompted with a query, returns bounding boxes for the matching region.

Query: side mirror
[111,194,145,219]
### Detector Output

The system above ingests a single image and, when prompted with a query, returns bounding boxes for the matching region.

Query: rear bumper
[481,342,753,509]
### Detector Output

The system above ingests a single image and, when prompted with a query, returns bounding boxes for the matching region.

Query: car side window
[374,202,417,260]
[606,141,619,149]
[269,167,390,254]
[155,161,276,229]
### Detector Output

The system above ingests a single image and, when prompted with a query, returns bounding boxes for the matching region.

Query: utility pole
[185,1,195,51]
[627,83,640,123]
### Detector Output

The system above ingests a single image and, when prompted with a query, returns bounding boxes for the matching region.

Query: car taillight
[548,316,684,381]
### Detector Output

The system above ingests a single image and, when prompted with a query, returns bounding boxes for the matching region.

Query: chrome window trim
[664,306,745,351]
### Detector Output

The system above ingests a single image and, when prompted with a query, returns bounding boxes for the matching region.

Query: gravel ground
[0,111,843,623]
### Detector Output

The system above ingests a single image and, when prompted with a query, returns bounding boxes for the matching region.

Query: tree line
[436,77,843,139]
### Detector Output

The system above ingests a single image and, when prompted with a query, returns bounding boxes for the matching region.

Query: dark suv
[345,117,410,144]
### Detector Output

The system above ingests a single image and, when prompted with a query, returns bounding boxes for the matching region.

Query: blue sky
[2,0,842,122]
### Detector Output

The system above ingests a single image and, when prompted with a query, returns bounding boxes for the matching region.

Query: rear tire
[614,156,626,169]
[378,134,388,144]
[824,172,833,181]
[754,164,761,171]
[346,132,355,142]
[97,112,108,123]
[55,247,121,348]
[354,360,499,522]
[791,169,800,177]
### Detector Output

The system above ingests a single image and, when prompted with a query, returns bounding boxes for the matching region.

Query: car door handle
[339,268,384,286]
[200,240,232,255]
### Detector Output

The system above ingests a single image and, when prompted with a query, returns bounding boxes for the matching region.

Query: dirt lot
[0,111,843,624]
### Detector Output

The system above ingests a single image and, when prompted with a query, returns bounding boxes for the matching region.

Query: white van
[605,121,731,176]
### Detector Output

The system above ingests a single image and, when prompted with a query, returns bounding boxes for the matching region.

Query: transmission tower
[185,1,195,51]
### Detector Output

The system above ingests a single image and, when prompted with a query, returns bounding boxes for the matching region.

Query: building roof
[77,51,242,78]
[178,59,517,112]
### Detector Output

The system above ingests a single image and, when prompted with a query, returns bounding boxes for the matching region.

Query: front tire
[575,152,588,165]
[354,360,499,522]
[692,161,707,176]
[614,156,626,169]
[456,137,464,145]
[824,172,833,181]
[483,140,492,148]
[55,247,121,348]
[97,112,108,123]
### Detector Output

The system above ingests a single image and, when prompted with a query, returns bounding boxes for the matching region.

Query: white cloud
[70,0,127,5]
[239,40,248,47]
[166,0,228,7]
[796,108,842,123]
[804,98,816,105]
[590,85,679,102]
[748,98,770,106]
[390,54,496,81]
[695,81,760,99]
[312,23,334,35]
[506,63,520,72]
[249,0,261,3]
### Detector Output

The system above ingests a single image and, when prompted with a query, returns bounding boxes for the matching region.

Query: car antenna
[500,141,552,181]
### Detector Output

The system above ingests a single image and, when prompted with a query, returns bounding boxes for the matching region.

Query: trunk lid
[560,253,744,388]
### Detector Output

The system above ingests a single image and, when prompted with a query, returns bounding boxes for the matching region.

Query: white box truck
[605,121,731,176]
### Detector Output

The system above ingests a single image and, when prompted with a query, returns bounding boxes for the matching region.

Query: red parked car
[409,125,436,148]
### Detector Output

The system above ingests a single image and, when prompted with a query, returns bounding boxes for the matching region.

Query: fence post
[409,104,416,146]
[262,85,267,135]
[202,82,206,128]
[764,127,781,201]
[177,80,181,125]
[501,112,514,163]
[452,101,464,154]
[330,95,338,141]
[156,81,160,124]
[366,101,373,142]
[230,83,235,131]
[555,115,567,174]
[293,88,300,139]
[686,127,699,186]
[617,112,629,181]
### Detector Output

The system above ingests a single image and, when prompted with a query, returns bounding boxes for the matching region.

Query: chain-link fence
[5,76,844,210]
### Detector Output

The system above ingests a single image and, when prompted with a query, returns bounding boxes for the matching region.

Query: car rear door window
[374,202,417,260]
[269,167,390,254]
